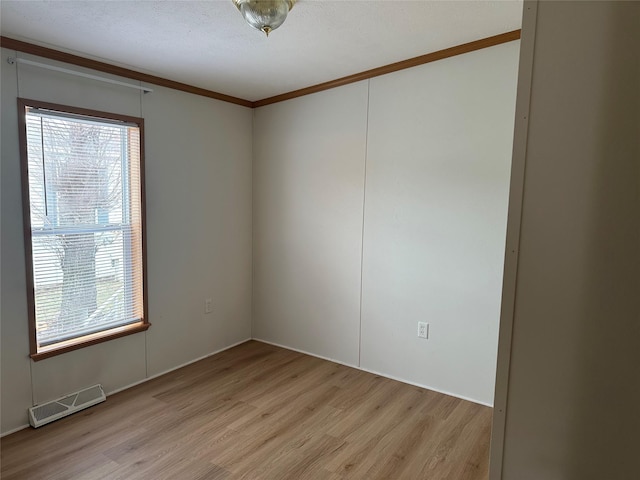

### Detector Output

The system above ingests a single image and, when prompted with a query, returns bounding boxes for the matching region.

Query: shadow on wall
[568,2,640,478]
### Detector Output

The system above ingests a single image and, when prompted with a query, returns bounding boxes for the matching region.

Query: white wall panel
[31,334,146,404]
[360,42,519,405]
[16,53,142,117]
[253,82,369,366]
[143,85,253,376]
[253,44,519,404]
[1,47,34,434]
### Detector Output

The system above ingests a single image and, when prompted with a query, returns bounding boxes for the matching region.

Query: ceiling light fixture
[232,0,296,37]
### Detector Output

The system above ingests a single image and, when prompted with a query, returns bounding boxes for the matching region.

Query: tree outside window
[19,99,148,360]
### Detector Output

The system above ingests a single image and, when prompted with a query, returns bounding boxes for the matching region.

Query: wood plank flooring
[0,341,492,480]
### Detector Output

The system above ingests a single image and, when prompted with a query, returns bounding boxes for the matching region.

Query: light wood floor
[0,341,492,480]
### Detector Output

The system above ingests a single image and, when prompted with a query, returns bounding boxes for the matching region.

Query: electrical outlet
[204,299,213,314]
[418,322,429,339]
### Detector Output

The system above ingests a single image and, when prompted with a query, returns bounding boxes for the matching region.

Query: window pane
[27,115,125,230]
[23,104,146,353]
[32,230,139,345]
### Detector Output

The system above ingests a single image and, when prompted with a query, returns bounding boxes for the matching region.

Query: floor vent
[28,384,106,428]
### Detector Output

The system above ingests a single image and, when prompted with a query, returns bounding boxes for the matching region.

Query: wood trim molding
[30,322,151,361]
[254,29,521,107]
[16,98,39,357]
[17,97,151,362]
[2,29,521,109]
[1,36,254,108]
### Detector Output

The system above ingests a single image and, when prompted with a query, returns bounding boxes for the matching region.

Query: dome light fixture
[232,0,297,37]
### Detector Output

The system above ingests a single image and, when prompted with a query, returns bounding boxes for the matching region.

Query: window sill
[30,321,150,361]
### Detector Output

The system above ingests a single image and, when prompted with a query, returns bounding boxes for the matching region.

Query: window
[18,99,148,360]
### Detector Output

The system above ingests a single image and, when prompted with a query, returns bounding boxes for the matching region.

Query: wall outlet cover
[418,322,429,339]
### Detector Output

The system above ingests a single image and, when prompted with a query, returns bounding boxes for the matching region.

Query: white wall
[143,85,252,376]
[1,47,33,436]
[253,42,519,404]
[0,49,253,434]
[361,42,518,405]
[492,1,640,478]
[252,82,369,366]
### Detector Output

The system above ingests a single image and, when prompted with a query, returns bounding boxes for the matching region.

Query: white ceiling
[0,1,523,102]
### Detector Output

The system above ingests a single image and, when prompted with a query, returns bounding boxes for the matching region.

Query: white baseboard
[1,336,489,438]
[252,338,492,408]
[0,338,252,438]
[0,423,31,438]
[107,338,252,396]
[252,338,359,369]
[358,366,493,408]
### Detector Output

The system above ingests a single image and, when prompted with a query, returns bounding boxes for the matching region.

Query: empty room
[1,1,638,479]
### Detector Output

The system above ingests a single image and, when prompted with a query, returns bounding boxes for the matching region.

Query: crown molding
[2,30,521,109]
[253,30,521,107]
[0,36,253,108]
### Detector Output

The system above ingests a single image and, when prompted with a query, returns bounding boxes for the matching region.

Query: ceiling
[0,1,523,102]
